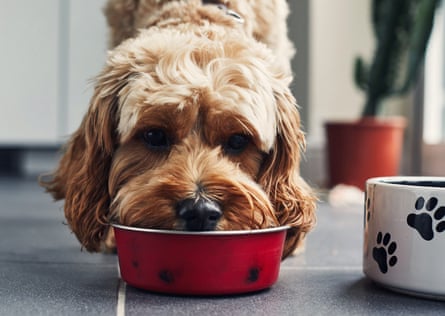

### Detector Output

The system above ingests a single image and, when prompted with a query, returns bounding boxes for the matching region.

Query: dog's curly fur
[42,0,316,259]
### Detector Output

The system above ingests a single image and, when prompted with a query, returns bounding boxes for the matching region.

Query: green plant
[354,0,441,117]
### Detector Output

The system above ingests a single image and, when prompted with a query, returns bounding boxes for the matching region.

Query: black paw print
[365,195,371,223]
[372,232,398,274]
[406,197,445,241]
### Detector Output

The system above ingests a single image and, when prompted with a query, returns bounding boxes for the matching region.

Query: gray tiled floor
[1,178,444,315]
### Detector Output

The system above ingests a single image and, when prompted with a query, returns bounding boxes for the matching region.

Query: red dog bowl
[112,224,288,295]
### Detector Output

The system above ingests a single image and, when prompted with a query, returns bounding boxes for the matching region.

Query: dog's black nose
[176,198,222,231]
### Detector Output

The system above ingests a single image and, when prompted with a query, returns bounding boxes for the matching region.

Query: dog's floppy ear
[259,86,317,259]
[42,69,127,251]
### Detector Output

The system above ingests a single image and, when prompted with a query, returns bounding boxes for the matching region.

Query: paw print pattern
[365,195,371,223]
[406,197,445,241]
[373,232,398,274]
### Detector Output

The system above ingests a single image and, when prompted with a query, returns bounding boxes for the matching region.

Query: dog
[42,0,316,259]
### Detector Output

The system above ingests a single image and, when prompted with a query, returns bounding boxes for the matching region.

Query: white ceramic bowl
[363,177,445,300]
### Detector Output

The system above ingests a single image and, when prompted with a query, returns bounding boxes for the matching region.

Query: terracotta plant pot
[325,117,406,190]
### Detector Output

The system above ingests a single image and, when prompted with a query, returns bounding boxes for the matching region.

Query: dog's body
[43,0,316,259]
[104,0,295,74]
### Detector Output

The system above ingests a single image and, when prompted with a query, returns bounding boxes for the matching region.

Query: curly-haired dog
[43,0,316,259]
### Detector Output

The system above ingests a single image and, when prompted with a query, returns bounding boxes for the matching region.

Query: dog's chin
[108,186,280,235]
[110,191,279,236]
[102,208,278,253]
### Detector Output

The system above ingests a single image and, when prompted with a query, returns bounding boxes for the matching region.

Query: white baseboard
[22,149,60,178]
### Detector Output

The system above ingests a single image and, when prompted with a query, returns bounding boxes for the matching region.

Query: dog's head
[43,24,315,258]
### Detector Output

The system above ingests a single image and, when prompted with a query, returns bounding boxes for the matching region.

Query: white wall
[0,0,60,145]
[308,0,373,144]
[424,3,445,144]
[0,0,107,146]
[66,0,108,137]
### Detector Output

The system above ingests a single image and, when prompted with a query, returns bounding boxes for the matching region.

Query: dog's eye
[142,129,170,149]
[224,134,250,154]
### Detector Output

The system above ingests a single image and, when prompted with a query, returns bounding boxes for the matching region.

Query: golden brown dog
[43,0,316,259]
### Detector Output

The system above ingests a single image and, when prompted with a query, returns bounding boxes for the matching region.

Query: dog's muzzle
[176,198,222,231]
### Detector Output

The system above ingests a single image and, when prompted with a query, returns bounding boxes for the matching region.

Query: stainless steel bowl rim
[111,223,289,236]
